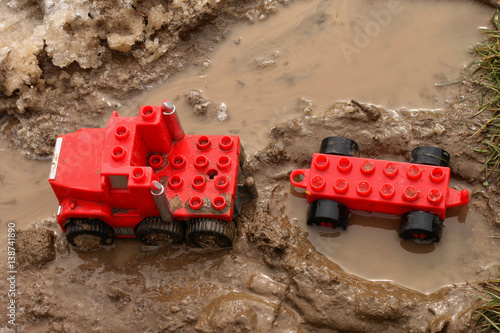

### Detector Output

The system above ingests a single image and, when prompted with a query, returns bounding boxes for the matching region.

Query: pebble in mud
[297,97,313,115]
[255,51,280,68]
[15,227,56,270]
[217,103,228,121]
[187,89,211,115]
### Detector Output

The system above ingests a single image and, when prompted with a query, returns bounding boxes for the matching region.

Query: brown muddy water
[288,178,500,294]
[119,0,492,155]
[0,0,497,296]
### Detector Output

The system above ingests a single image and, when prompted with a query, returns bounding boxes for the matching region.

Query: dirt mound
[15,226,56,270]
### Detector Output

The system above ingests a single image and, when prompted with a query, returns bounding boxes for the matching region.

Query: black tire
[135,217,184,246]
[320,137,360,157]
[410,146,450,167]
[65,218,114,248]
[399,211,443,242]
[307,200,350,229]
[187,218,236,249]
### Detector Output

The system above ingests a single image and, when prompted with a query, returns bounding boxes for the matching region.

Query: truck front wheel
[65,218,115,249]
[187,218,236,249]
[135,217,184,246]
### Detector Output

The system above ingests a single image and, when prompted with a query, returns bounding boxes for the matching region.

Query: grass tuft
[475,280,500,332]
[467,12,500,332]
[466,10,500,182]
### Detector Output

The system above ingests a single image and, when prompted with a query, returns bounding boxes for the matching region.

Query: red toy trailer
[49,100,257,248]
[290,137,469,242]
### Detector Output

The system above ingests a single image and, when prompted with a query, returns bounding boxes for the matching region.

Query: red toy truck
[290,137,469,242]
[49,100,257,248]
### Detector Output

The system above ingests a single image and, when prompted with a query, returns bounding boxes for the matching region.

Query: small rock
[217,103,228,121]
[187,89,210,115]
[194,102,210,115]
[187,89,206,106]
[297,97,313,115]
[256,51,280,68]
[15,227,56,270]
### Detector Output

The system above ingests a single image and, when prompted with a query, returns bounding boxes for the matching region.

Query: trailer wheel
[135,217,184,246]
[187,218,236,249]
[65,218,114,249]
[410,146,450,167]
[307,200,350,229]
[399,211,443,242]
[320,137,360,157]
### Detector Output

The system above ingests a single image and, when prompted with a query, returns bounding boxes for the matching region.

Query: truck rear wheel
[65,218,114,249]
[399,211,443,242]
[187,218,236,249]
[410,146,450,167]
[307,199,350,229]
[320,137,360,157]
[135,217,184,246]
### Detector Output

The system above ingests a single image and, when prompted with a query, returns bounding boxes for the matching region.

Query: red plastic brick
[49,102,241,238]
[290,153,469,220]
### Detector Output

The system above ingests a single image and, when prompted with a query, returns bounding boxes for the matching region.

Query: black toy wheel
[410,146,450,167]
[187,218,236,249]
[399,211,443,242]
[307,200,350,229]
[320,137,360,157]
[65,218,115,249]
[135,217,184,246]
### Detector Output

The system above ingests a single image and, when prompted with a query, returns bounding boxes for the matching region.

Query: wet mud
[4,104,500,332]
[2,0,500,332]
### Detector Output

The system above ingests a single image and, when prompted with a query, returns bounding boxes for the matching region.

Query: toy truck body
[290,137,469,242]
[49,100,256,248]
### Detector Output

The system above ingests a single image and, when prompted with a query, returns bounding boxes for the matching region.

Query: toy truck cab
[290,137,469,242]
[49,100,257,249]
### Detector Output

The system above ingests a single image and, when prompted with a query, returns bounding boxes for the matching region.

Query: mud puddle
[287,179,500,294]
[0,139,55,240]
[1,0,489,283]
[114,0,492,157]
[0,0,498,331]
[95,0,496,294]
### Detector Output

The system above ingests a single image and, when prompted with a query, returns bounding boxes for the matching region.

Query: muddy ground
[2,0,500,332]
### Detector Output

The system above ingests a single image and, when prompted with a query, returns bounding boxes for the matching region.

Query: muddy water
[287,181,500,294]
[118,0,492,156]
[0,139,55,228]
[118,0,493,293]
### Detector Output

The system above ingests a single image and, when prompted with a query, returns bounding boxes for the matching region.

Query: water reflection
[400,239,436,254]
